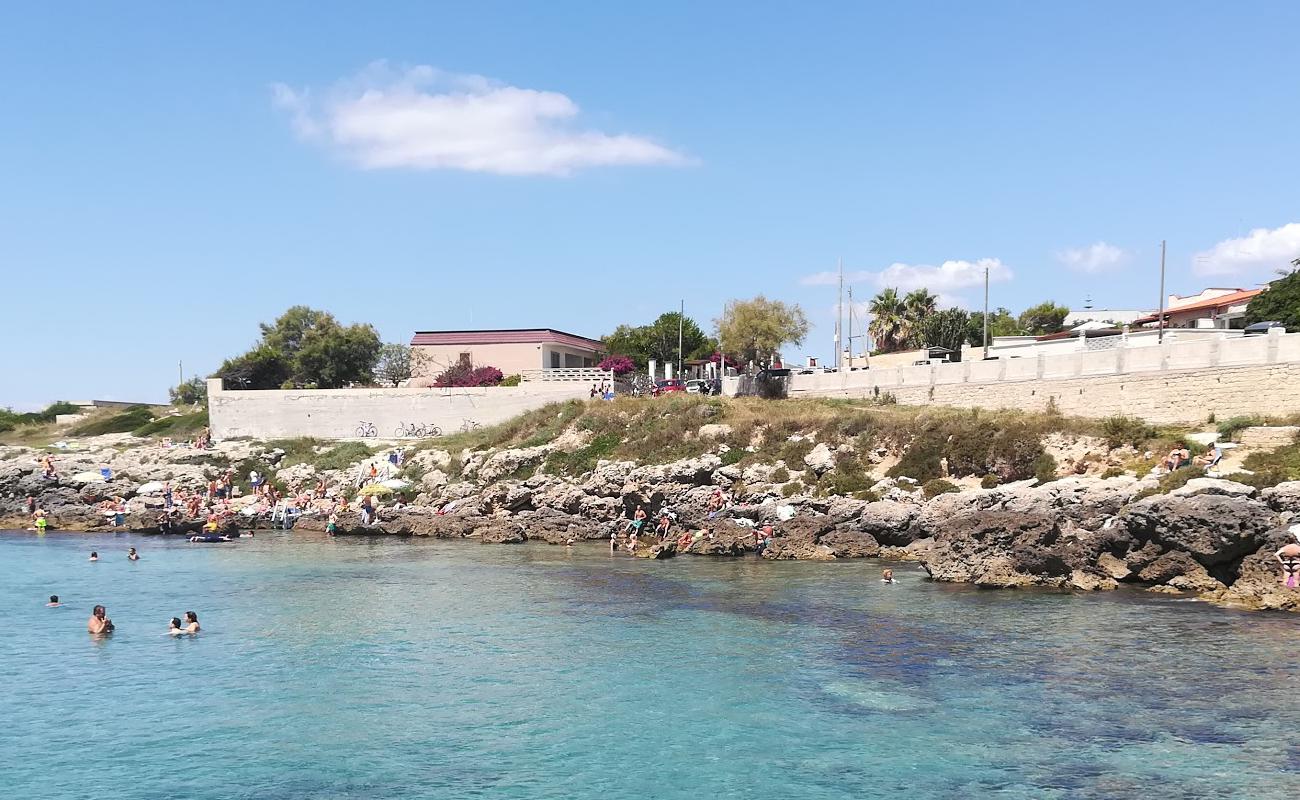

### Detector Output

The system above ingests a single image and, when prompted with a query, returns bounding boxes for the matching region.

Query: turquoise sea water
[1,530,1296,799]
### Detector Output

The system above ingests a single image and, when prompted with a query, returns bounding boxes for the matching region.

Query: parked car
[1243,321,1286,335]
[685,379,707,394]
[653,379,687,395]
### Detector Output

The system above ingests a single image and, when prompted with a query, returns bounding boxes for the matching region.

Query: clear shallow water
[1,531,1296,800]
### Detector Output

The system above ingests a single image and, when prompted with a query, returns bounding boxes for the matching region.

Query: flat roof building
[409,328,605,381]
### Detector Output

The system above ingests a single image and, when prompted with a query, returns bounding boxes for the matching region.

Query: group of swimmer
[68,546,204,637]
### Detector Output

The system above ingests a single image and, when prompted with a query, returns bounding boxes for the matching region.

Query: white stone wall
[208,379,591,440]
[784,329,1300,424]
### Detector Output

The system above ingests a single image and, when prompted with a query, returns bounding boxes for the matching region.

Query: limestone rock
[475,446,550,484]
[803,443,836,475]
[1169,477,1258,499]
[698,424,732,439]
[1120,494,1274,567]
[475,521,526,544]
[1260,481,1300,513]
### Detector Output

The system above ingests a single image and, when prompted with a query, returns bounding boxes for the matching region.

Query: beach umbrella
[137,481,166,495]
[358,484,394,496]
[380,478,410,490]
[70,470,105,484]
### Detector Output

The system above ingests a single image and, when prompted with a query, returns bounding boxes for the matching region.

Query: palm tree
[868,288,907,353]
[902,288,938,341]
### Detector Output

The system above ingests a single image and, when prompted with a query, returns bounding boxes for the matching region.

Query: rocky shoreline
[3,433,1298,612]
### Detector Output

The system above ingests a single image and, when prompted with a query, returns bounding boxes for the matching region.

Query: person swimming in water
[1276,530,1300,589]
[182,611,200,633]
[881,568,896,584]
[88,551,98,562]
[87,605,114,635]
[168,617,184,635]
[127,547,140,561]
[46,595,61,607]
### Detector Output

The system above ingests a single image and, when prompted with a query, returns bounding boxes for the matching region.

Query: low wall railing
[519,368,615,383]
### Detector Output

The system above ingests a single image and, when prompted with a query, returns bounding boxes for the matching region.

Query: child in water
[881,569,895,584]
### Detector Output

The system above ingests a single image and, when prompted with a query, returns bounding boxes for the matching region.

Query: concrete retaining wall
[207,379,590,440]
[786,329,1300,424]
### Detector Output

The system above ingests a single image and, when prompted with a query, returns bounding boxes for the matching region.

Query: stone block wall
[1236,426,1300,448]
[803,363,1300,425]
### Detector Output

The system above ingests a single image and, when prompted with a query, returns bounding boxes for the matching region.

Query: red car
[653,379,687,395]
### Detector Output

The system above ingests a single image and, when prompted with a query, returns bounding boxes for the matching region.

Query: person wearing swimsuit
[1276,532,1300,589]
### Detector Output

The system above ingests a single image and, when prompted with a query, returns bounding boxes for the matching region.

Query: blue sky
[2,1,1298,408]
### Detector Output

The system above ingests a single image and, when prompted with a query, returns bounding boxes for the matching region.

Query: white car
[684,379,706,394]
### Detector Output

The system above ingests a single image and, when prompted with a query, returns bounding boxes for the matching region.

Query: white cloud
[802,258,1012,308]
[1055,241,1127,273]
[272,62,689,176]
[1193,222,1300,276]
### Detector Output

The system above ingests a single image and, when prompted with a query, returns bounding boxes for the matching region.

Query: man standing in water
[87,605,114,635]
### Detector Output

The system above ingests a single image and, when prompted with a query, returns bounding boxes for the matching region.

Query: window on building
[458,352,471,366]
[550,351,561,368]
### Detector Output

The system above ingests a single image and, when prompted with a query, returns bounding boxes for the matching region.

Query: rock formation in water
[2,433,1297,612]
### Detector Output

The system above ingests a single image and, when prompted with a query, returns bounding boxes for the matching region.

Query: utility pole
[178,360,183,387]
[1157,240,1167,343]
[847,286,854,371]
[835,257,843,372]
[678,299,684,377]
[982,265,990,360]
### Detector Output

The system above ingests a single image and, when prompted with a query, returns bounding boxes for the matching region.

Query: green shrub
[500,374,522,387]
[853,489,882,502]
[1101,466,1124,479]
[781,481,804,497]
[1034,453,1058,483]
[980,474,1000,489]
[1100,415,1157,449]
[889,415,1047,483]
[133,410,209,437]
[770,466,790,484]
[1134,466,1205,500]
[315,441,376,471]
[1241,441,1300,484]
[1221,471,1285,490]
[822,454,871,495]
[922,478,960,499]
[543,433,620,477]
[1217,415,1265,441]
[720,448,744,466]
[70,406,155,436]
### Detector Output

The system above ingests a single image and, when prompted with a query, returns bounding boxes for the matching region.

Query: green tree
[601,312,716,368]
[908,308,971,360]
[169,376,208,406]
[868,288,907,353]
[1244,259,1300,330]
[1017,301,1070,335]
[902,288,938,341]
[215,344,291,389]
[213,306,381,389]
[602,324,651,367]
[965,307,1020,346]
[374,343,415,387]
[716,296,809,366]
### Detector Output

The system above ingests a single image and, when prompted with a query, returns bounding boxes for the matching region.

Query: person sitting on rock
[654,513,671,539]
